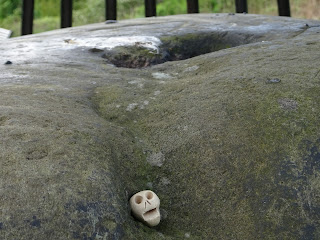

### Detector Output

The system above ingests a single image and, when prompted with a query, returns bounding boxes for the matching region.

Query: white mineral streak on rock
[139,100,149,109]
[128,79,144,88]
[0,73,28,83]
[152,72,173,79]
[64,36,162,52]
[154,90,161,96]
[244,24,275,33]
[183,65,199,72]
[160,177,171,185]
[147,152,165,167]
[126,103,138,111]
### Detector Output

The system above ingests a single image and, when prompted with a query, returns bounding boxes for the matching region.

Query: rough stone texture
[1,14,320,239]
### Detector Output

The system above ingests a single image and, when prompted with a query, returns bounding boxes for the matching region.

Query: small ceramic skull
[130,190,160,227]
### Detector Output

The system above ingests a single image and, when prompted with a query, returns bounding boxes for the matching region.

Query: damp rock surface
[1,14,320,239]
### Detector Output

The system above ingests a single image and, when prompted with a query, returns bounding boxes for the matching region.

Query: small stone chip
[4,60,12,65]
[105,20,118,24]
[266,78,281,84]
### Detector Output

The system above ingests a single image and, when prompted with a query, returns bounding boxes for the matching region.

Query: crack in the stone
[292,24,320,38]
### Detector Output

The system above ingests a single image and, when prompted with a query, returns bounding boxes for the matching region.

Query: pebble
[105,20,118,24]
[266,78,281,84]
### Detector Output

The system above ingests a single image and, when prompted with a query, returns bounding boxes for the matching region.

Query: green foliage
[0,0,20,19]
[199,0,219,13]
[34,0,59,18]
[117,0,144,19]
[33,16,60,34]
[157,0,187,16]
[73,0,105,26]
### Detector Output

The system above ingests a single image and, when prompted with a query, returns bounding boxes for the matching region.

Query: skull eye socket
[146,191,153,200]
[135,195,143,204]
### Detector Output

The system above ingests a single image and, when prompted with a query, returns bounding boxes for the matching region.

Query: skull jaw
[133,208,161,227]
[142,208,161,227]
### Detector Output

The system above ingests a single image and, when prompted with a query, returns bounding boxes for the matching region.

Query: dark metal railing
[106,0,117,20]
[277,0,291,16]
[20,0,291,36]
[145,0,157,17]
[187,0,199,14]
[61,0,73,28]
[22,0,34,35]
[235,0,247,13]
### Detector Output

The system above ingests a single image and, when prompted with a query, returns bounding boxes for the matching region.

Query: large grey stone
[1,14,320,239]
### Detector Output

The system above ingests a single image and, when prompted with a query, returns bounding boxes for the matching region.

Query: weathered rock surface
[1,14,320,239]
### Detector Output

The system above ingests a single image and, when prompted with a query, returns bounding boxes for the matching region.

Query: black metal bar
[235,0,247,13]
[106,0,117,20]
[61,0,73,28]
[187,0,199,13]
[277,0,291,17]
[145,0,156,17]
[22,0,34,35]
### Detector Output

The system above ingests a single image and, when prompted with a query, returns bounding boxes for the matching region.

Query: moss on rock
[93,25,320,239]
[1,14,320,239]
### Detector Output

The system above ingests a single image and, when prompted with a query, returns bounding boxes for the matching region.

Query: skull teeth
[143,208,158,220]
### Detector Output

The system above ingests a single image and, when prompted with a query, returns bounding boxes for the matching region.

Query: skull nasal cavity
[135,195,143,204]
[146,192,153,200]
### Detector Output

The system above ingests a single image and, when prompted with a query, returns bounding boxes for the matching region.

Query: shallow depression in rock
[99,31,260,68]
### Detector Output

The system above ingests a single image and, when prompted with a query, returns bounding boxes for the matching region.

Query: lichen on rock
[1,13,320,239]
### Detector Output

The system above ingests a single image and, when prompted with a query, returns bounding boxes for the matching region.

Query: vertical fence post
[106,0,117,20]
[277,0,291,16]
[61,0,73,28]
[235,0,247,13]
[145,0,156,17]
[22,0,34,35]
[187,0,199,13]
